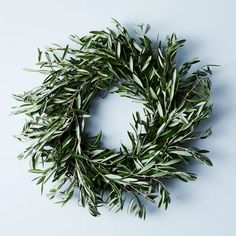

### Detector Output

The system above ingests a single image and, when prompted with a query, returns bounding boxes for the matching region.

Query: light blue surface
[0,0,235,235]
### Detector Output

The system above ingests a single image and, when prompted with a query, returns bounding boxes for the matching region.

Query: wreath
[13,20,213,219]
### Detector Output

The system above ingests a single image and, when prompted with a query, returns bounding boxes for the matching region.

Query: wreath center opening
[86,89,145,152]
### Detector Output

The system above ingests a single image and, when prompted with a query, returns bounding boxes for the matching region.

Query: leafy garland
[13,20,213,219]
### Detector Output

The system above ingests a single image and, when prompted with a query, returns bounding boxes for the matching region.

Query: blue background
[0,0,235,235]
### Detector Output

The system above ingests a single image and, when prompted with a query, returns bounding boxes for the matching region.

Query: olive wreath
[13,20,213,219]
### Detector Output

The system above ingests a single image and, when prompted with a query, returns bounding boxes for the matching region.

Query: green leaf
[149,87,158,100]
[133,74,143,87]
[170,150,192,156]
[157,101,164,117]
[77,94,81,109]
[37,48,42,62]
[156,122,166,136]
[117,42,121,58]
[141,56,152,71]
[161,159,182,166]
[129,56,134,72]
[138,161,155,174]
[29,169,44,174]
[105,174,122,180]
[170,69,177,102]
[133,42,142,51]
[175,172,197,182]
[62,44,69,60]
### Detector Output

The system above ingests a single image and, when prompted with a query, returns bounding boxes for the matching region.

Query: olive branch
[13,19,214,219]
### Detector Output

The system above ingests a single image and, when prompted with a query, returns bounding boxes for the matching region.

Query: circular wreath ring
[14,20,213,219]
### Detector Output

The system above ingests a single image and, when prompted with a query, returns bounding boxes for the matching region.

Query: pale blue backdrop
[0,0,235,235]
